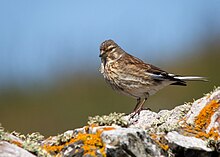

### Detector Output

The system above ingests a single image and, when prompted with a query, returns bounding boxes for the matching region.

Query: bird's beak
[99,50,105,58]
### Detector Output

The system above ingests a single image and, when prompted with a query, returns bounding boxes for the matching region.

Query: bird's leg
[130,98,147,119]
[134,98,146,114]
[133,98,141,112]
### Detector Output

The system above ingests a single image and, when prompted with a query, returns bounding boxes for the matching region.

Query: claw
[129,107,144,120]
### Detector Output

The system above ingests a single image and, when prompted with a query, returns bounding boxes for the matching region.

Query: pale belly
[105,73,172,99]
[101,62,173,99]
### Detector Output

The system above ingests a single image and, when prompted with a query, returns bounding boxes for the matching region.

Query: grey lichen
[0,124,7,141]
[210,86,220,95]
[56,131,75,144]
[11,131,44,142]
[46,130,76,146]
[129,103,192,134]
[88,112,128,127]
[0,125,51,157]
[155,103,191,133]
[20,132,50,157]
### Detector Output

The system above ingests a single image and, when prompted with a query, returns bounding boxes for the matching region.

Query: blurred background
[0,1,220,136]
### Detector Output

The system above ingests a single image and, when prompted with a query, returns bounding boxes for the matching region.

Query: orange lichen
[11,140,23,147]
[102,127,115,131]
[182,100,220,140]
[183,125,220,140]
[150,133,157,140]
[85,124,99,132]
[43,127,109,156]
[157,141,169,151]
[195,127,219,140]
[150,134,169,151]
[43,144,63,153]
[208,127,219,140]
[72,131,106,156]
[194,100,220,130]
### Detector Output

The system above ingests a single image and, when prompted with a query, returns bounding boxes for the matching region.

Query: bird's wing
[146,64,187,85]
[124,53,186,85]
[124,53,168,78]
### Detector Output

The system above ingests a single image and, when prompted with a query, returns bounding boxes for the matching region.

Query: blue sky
[0,1,220,86]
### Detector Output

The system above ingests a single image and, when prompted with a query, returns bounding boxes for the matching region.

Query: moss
[88,112,128,127]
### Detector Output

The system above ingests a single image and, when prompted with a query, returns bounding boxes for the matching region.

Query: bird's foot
[128,107,152,121]
[129,108,144,120]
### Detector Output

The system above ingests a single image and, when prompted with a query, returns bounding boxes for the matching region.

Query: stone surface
[101,128,166,157]
[1,87,220,157]
[0,141,36,157]
[166,131,212,151]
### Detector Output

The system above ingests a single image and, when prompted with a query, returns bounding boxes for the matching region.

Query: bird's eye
[107,46,115,51]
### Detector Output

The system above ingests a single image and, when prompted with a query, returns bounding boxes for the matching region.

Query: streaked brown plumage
[99,39,207,117]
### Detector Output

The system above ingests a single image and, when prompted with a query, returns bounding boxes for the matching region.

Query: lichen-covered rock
[0,127,51,157]
[166,87,220,155]
[1,87,220,157]
[166,131,213,151]
[101,127,167,157]
[88,112,128,127]
[0,141,36,157]
[128,103,191,133]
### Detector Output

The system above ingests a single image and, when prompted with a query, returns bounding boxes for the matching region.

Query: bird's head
[99,39,124,61]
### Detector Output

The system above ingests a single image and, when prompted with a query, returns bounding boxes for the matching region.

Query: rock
[0,141,36,157]
[101,128,167,157]
[166,131,212,151]
[1,87,220,157]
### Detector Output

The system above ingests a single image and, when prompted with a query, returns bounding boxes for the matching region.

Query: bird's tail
[174,76,208,82]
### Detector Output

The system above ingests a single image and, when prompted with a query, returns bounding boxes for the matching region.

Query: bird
[99,39,207,118]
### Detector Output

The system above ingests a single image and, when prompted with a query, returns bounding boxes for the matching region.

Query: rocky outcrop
[1,87,220,157]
